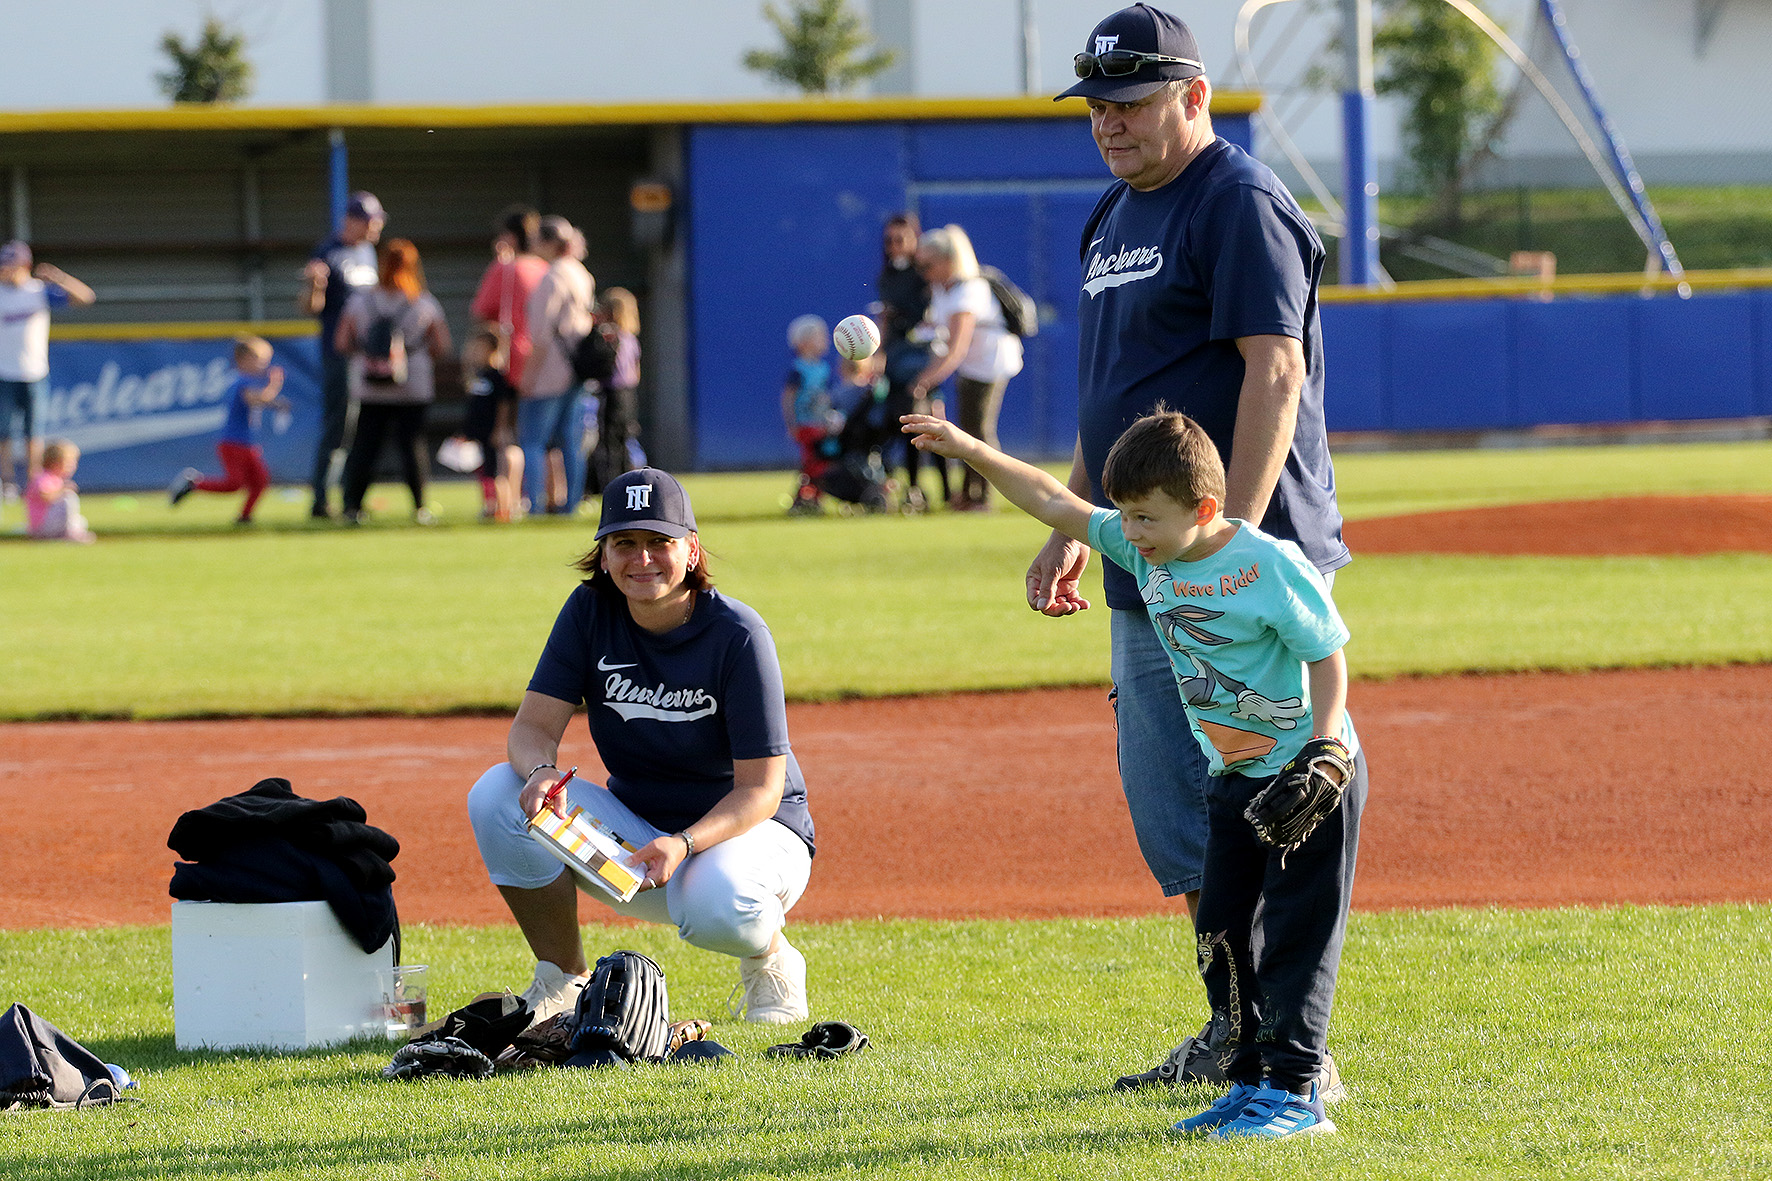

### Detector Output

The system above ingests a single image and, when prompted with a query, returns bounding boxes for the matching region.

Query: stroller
[790,381,893,514]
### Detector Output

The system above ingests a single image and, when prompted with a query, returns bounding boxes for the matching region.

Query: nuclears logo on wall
[37,337,322,492]
[41,357,235,453]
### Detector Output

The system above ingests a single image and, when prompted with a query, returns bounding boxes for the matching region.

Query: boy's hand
[900,413,976,459]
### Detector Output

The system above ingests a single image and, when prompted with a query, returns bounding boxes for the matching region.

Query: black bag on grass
[0,1003,121,1111]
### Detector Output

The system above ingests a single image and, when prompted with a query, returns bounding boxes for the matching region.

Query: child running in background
[26,438,94,543]
[169,336,288,525]
[902,407,1365,1142]
[780,314,840,515]
[457,327,521,521]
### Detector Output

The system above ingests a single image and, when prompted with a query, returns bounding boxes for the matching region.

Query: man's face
[1088,81,1196,191]
[341,214,383,246]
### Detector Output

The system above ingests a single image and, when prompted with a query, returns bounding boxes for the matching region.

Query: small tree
[157,17,253,104]
[1374,0,1501,225]
[743,0,895,95]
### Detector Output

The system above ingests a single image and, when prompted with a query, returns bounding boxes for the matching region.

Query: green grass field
[4,440,1768,1179]
[4,909,1768,1180]
[3,440,1771,718]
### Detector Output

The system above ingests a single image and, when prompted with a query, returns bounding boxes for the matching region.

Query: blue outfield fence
[37,335,322,494]
[1321,287,1772,432]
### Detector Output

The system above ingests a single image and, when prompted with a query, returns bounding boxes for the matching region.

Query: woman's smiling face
[601,529,698,603]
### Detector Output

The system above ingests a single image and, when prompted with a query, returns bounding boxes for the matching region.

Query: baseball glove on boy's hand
[1244,737,1354,859]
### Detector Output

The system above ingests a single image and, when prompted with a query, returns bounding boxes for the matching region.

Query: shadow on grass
[0,1101,1169,1181]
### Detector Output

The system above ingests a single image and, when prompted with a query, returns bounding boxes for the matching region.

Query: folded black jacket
[168,777,400,955]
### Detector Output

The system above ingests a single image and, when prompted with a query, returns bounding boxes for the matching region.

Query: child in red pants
[170,335,288,524]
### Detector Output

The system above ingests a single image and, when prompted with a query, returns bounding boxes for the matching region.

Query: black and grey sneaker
[168,468,201,506]
[1114,1023,1228,1091]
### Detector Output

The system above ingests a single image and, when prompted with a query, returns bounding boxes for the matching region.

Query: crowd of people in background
[779,212,1025,518]
[1,191,1031,536]
[296,194,646,527]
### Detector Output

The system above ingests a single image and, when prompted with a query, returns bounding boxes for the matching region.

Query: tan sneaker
[731,940,809,1024]
[518,960,590,1024]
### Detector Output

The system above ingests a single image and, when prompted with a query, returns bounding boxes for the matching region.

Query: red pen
[541,766,577,813]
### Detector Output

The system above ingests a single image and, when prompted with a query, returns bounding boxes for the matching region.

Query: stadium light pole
[1340,0,1380,287]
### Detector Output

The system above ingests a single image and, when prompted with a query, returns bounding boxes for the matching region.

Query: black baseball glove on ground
[1243,736,1354,861]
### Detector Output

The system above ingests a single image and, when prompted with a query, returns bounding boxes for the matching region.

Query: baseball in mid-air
[832,314,881,361]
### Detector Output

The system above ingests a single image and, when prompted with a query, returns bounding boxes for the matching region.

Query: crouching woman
[467,468,815,1024]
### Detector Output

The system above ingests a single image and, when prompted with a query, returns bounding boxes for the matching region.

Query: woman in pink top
[470,206,550,389]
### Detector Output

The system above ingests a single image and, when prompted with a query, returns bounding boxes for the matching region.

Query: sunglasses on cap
[1072,49,1203,79]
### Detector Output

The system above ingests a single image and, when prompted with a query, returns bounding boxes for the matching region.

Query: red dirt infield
[4,665,1768,930]
[1342,494,1772,555]
[3,494,1768,929]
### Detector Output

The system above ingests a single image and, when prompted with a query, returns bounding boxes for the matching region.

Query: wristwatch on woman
[673,830,696,857]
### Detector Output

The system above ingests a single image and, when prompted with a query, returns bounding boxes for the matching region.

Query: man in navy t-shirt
[299,191,383,519]
[1039,3,1349,1093]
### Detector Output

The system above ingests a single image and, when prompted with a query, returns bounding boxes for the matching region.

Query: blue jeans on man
[1110,607,1212,897]
[309,352,350,516]
[517,387,586,514]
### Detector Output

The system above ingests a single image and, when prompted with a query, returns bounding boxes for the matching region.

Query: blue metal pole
[1340,0,1379,286]
[327,128,349,230]
[1537,0,1683,283]
[1340,90,1379,286]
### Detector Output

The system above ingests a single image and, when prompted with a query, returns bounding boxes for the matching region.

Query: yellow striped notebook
[526,806,647,903]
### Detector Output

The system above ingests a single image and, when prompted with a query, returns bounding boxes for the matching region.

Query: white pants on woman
[467,763,811,959]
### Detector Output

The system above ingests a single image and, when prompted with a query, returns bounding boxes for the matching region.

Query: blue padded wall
[684,112,1253,469]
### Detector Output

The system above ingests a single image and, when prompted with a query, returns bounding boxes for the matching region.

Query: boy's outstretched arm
[902,414,1093,544]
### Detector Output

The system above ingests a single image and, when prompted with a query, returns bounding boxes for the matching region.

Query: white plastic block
[171,900,394,1051]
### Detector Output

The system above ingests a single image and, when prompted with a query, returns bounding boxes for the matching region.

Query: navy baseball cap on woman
[1055,4,1205,103]
[595,468,699,540]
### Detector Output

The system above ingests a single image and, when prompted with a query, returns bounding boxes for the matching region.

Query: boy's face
[239,348,272,376]
[795,335,828,360]
[1112,489,1221,565]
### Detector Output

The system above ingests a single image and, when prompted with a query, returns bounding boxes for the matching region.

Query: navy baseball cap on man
[345,191,385,221]
[595,468,699,540]
[1055,4,1205,103]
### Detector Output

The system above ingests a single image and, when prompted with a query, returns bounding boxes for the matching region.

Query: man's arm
[1225,333,1305,525]
[902,414,1093,543]
[299,259,328,316]
[34,264,94,307]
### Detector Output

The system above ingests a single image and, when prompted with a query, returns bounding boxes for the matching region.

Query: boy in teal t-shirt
[903,407,1365,1142]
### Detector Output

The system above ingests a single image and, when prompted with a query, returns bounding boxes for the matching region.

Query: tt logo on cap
[1095,34,1119,53]
[626,485,652,511]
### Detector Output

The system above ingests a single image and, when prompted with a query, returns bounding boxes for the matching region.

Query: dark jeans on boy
[1195,749,1367,1095]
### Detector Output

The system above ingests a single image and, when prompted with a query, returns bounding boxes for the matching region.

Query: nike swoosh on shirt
[597,657,637,671]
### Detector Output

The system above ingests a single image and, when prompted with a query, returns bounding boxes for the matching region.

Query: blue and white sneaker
[1170,1081,1262,1136]
[1211,1081,1337,1140]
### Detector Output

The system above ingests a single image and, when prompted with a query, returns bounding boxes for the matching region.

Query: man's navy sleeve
[1197,184,1314,346]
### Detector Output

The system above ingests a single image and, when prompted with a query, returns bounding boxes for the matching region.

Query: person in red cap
[1035,3,1354,1137]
